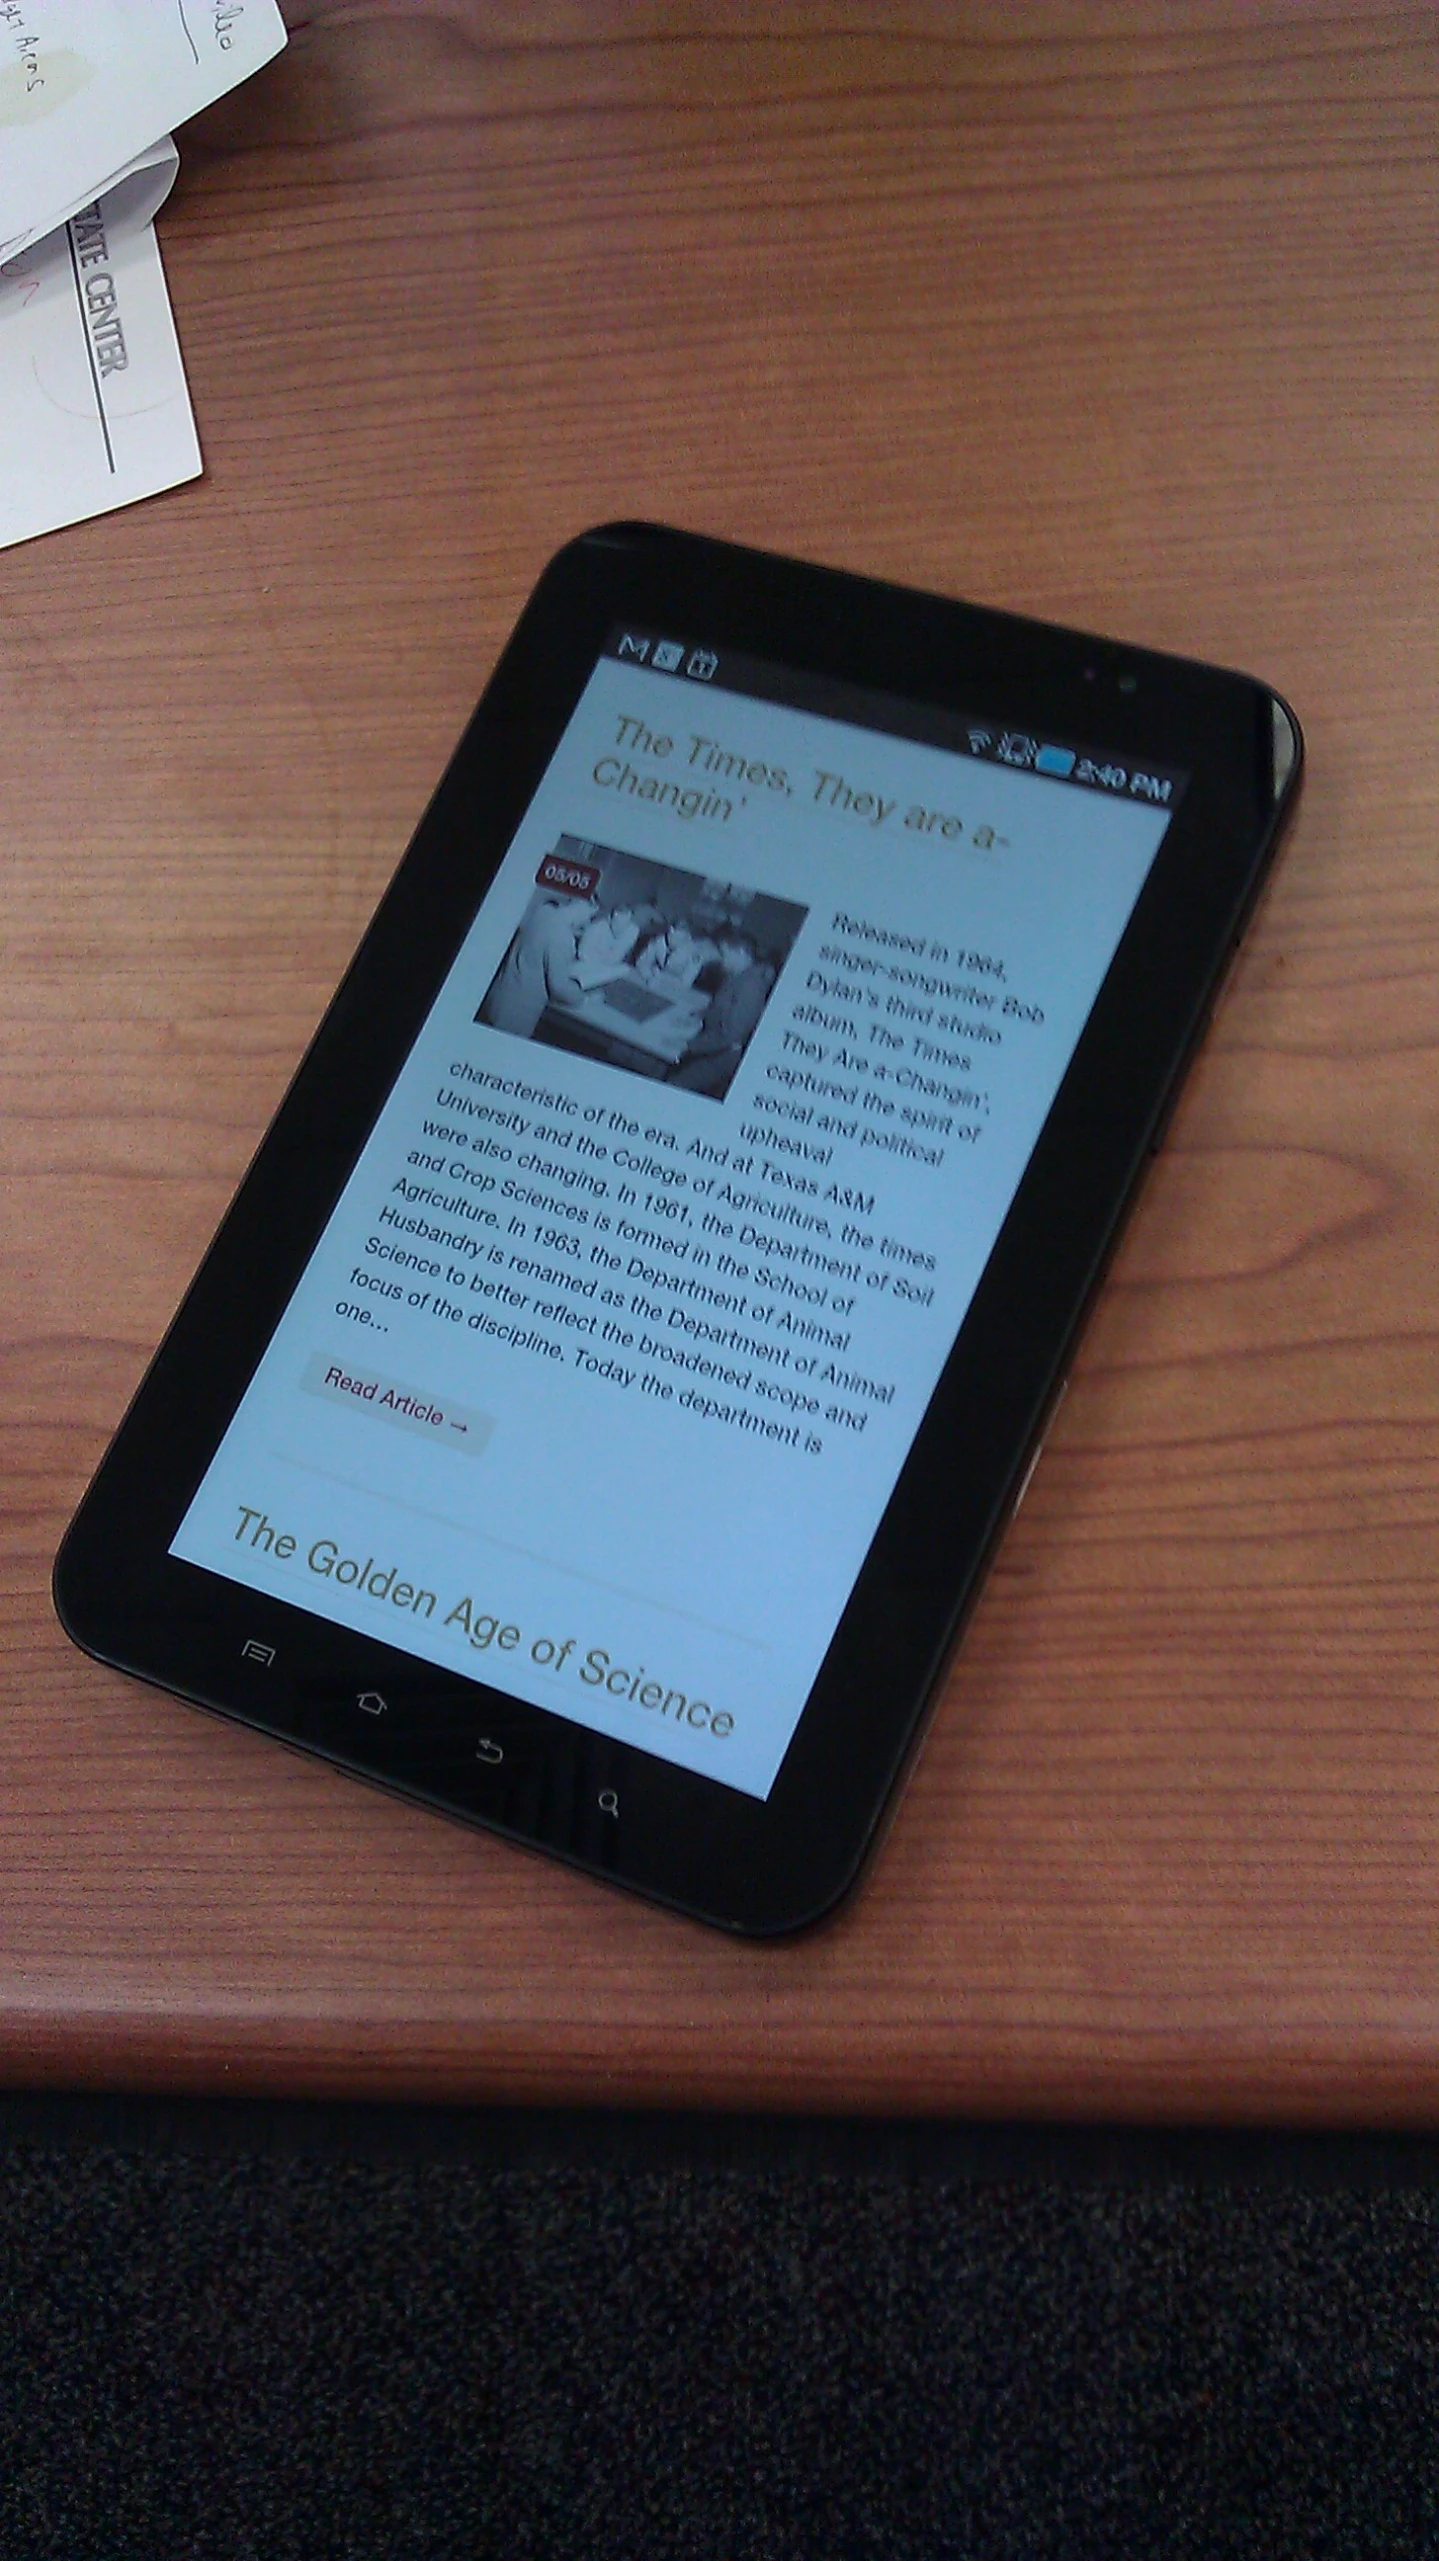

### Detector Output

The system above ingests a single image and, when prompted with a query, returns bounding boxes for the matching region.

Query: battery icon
[1035,743,1077,777]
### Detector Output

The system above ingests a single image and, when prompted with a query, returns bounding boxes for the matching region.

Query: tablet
[54,524,1302,1935]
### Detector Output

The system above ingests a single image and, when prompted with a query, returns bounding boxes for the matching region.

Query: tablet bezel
[54,524,1302,1934]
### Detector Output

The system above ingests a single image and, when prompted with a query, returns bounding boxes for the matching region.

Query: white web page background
[171,654,1171,1798]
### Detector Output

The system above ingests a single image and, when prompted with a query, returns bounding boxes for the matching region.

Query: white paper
[0,162,200,551]
[77,130,183,234]
[0,0,287,257]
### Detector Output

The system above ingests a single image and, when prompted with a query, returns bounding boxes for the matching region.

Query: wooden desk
[3,3,1436,2121]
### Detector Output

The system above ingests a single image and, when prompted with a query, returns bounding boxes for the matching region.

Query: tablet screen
[170,634,1181,1799]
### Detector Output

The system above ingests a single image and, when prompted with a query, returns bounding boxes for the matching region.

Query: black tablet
[55,524,1302,1935]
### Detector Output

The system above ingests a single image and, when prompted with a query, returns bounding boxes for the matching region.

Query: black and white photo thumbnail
[476,837,806,1100]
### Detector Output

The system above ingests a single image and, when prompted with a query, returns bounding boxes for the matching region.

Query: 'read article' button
[301,1352,494,1456]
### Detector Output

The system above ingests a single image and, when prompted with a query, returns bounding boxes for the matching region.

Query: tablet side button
[1011,1379,1068,1520]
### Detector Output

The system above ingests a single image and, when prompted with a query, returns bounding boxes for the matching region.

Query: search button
[598,1789,619,1818]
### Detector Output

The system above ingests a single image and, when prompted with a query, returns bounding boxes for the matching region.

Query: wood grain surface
[3,2,1436,2119]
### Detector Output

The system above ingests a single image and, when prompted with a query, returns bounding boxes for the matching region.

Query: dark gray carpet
[1,2101,1436,2558]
